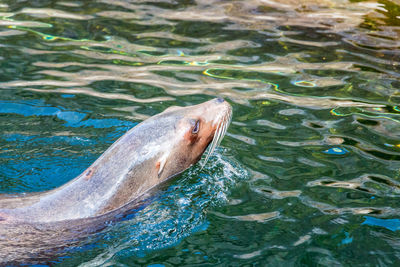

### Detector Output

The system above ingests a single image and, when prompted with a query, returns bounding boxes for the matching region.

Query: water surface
[1,0,400,265]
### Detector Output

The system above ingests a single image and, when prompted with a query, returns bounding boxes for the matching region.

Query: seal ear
[163,106,181,113]
[156,152,169,178]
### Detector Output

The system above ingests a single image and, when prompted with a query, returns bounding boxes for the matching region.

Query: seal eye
[192,120,200,134]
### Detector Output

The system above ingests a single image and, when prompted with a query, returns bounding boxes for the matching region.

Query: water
[0,0,400,265]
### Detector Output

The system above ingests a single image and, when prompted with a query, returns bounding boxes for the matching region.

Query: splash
[73,151,247,266]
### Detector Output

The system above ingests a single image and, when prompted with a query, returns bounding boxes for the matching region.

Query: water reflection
[0,0,400,265]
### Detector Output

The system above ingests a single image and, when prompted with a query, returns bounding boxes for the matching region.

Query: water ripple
[1,0,400,265]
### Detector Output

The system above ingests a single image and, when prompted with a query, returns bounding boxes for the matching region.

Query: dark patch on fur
[85,168,94,180]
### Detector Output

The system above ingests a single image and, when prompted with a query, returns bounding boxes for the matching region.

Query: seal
[0,98,232,224]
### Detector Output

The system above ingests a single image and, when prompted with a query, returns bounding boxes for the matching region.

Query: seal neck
[6,121,171,223]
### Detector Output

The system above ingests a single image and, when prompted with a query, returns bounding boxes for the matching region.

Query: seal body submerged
[0,98,232,223]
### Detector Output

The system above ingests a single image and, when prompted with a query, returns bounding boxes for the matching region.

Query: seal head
[155,97,232,180]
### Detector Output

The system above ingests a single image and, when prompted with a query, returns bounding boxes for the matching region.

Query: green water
[1,0,400,265]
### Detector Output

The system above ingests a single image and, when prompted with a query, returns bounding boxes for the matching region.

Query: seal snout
[215,97,225,103]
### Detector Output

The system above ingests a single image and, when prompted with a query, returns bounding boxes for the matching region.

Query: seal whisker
[218,110,231,147]
[202,121,221,168]
[215,121,225,148]
[201,108,231,168]
[216,113,229,148]
[203,124,221,167]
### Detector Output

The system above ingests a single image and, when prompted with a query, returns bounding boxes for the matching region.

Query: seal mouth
[201,105,232,168]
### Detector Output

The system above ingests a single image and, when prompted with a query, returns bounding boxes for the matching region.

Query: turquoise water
[1,0,400,265]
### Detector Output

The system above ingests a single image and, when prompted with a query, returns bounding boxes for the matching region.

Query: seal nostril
[216,97,224,103]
